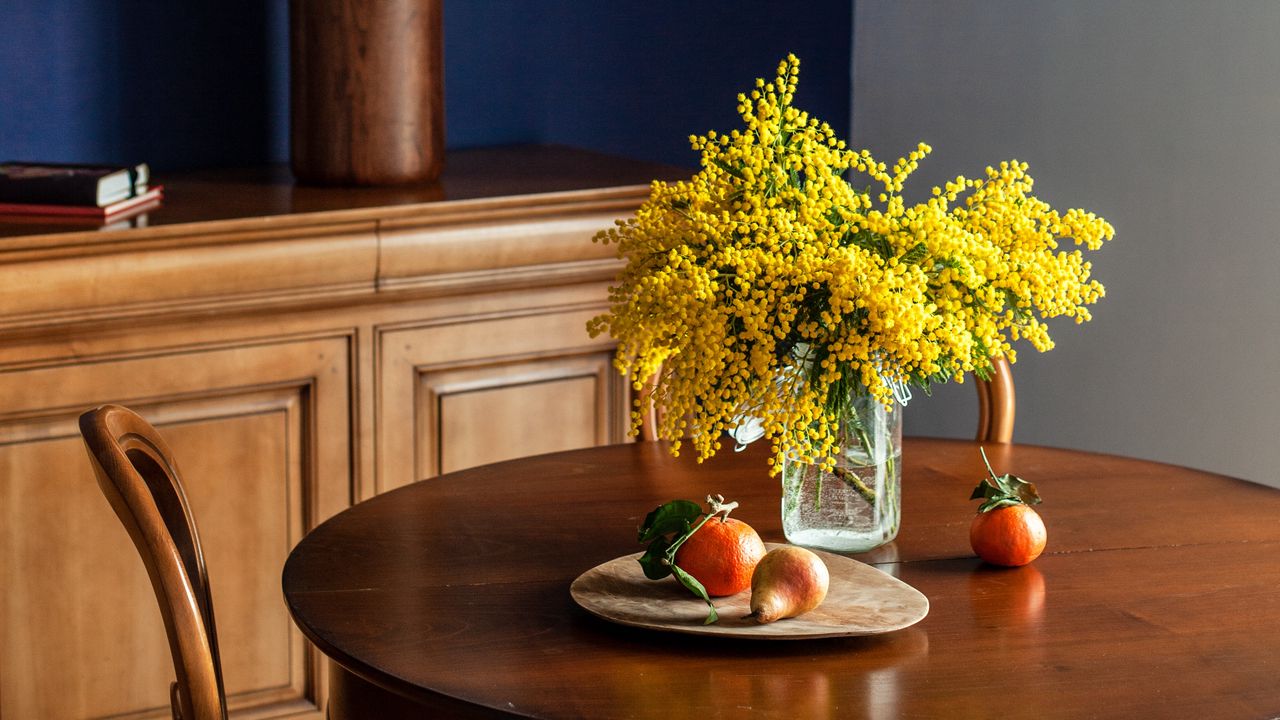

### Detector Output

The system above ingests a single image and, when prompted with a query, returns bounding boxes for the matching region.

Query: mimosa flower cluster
[588,55,1113,474]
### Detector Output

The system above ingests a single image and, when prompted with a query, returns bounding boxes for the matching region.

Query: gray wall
[854,1,1280,486]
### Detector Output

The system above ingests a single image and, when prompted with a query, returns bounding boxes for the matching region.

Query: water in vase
[781,414,901,553]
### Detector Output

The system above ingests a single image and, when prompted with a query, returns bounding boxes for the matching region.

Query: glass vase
[781,392,902,553]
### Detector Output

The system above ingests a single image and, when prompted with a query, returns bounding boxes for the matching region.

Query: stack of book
[0,162,162,224]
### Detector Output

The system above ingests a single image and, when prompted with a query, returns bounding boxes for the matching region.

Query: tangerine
[969,504,1047,567]
[674,516,766,596]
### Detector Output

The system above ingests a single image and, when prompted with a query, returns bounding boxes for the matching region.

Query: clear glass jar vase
[781,392,902,553]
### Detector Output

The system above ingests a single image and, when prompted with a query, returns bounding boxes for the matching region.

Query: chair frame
[79,405,227,720]
[973,355,1015,444]
[639,356,1015,444]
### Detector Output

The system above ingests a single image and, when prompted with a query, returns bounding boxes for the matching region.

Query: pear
[749,545,830,623]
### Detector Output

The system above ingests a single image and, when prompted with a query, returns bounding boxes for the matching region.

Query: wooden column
[290,0,444,186]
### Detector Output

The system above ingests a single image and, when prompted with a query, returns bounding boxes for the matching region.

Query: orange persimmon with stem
[969,448,1047,567]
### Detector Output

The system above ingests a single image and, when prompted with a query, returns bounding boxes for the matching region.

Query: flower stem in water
[833,466,877,505]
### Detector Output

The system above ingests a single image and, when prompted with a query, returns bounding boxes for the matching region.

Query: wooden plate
[570,543,929,639]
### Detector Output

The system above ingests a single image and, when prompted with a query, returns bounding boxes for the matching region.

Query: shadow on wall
[114,3,290,170]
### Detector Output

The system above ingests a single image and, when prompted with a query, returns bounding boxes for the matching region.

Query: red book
[0,185,163,220]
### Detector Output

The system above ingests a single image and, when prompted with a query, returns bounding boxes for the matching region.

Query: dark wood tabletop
[282,439,1280,719]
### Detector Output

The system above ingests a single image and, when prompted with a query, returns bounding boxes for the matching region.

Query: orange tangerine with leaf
[674,511,766,596]
[969,448,1047,567]
[638,494,766,622]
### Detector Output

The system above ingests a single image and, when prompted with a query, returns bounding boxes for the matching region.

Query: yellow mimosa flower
[589,55,1113,474]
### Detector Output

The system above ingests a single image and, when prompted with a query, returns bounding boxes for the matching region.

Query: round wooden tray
[570,543,929,639]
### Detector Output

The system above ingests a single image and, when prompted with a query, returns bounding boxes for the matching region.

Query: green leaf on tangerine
[638,537,674,580]
[977,496,1024,513]
[638,499,701,543]
[972,448,1042,513]
[1002,474,1041,505]
[671,564,719,625]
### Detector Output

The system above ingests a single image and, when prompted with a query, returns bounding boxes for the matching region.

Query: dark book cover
[0,162,150,207]
[0,185,163,220]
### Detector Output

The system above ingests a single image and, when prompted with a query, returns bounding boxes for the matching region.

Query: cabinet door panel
[438,368,599,475]
[0,338,349,719]
[379,308,626,492]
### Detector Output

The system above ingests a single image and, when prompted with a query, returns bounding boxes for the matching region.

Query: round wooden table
[282,439,1280,719]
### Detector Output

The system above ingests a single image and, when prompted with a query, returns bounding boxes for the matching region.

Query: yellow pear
[749,545,830,623]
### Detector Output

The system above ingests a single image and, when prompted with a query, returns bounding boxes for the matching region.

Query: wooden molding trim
[0,190,642,335]
[0,185,650,256]
[377,211,620,280]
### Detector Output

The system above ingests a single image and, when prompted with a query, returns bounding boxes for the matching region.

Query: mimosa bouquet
[588,55,1113,474]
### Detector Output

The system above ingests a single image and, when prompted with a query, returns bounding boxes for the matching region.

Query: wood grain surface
[283,438,1280,719]
[289,0,444,185]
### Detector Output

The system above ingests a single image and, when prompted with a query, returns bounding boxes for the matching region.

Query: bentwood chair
[79,405,227,720]
[639,356,1015,444]
[973,356,1015,444]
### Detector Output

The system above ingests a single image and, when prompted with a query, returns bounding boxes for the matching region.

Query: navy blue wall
[0,2,290,171]
[0,1,850,172]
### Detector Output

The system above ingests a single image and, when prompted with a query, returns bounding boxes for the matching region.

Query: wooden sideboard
[0,146,680,719]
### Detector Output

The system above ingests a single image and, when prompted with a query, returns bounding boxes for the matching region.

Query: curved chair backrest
[973,356,1015,444]
[639,356,1015,444]
[78,405,227,720]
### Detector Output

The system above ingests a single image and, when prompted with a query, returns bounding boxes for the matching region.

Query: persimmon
[675,514,766,596]
[969,449,1047,567]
